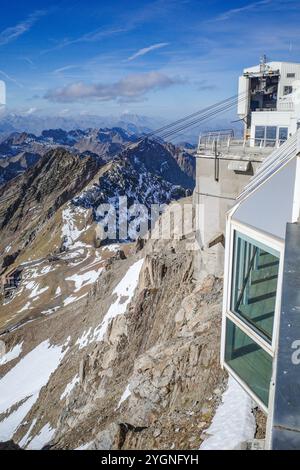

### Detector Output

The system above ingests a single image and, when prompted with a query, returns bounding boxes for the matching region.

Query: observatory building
[222,131,300,449]
[194,58,300,279]
[194,58,300,449]
[238,57,300,146]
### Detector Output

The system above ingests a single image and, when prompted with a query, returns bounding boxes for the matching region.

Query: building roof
[244,62,300,74]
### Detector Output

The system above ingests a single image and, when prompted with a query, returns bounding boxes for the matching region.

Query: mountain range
[0,112,162,140]
[0,128,195,188]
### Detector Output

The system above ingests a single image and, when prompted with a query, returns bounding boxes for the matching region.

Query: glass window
[231,231,280,342]
[278,127,288,143]
[225,319,273,407]
[284,86,293,95]
[287,73,295,78]
[255,126,265,147]
[266,126,277,146]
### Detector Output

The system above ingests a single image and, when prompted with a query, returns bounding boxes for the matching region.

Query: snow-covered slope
[200,377,256,450]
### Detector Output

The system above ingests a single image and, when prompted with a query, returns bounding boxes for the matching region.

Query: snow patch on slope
[18,418,37,448]
[0,342,23,365]
[0,395,37,442]
[66,268,103,292]
[62,205,86,247]
[26,423,56,449]
[60,374,80,400]
[63,292,88,306]
[75,441,93,450]
[0,339,69,443]
[75,259,144,349]
[117,384,131,409]
[93,258,144,342]
[76,328,92,350]
[200,377,256,450]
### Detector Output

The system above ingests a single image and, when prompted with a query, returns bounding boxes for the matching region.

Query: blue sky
[1,0,300,119]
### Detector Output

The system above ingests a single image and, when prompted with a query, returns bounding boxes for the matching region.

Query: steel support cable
[157,96,247,139]
[157,103,246,143]
[71,94,246,163]
[157,96,247,140]
[146,93,246,137]
[71,92,247,163]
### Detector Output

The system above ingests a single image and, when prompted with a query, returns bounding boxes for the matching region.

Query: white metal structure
[221,130,300,416]
[238,58,300,147]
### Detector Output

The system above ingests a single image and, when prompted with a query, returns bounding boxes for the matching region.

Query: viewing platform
[197,130,284,163]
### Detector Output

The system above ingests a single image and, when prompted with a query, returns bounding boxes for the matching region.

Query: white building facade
[221,128,300,449]
[238,59,300,147]
[194,59,300,448]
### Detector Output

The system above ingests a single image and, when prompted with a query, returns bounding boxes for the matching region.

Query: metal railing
[277,101,294,112]
[198,130,288,154]
[198,130,234,152]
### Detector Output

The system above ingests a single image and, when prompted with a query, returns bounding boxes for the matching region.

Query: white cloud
[45,71,179,103]
[0,10,46,46]
[213,0,272,21]
[41,27,129,55]
[127,42,169,61]
[53,65,79,75]
[0,69,23,88]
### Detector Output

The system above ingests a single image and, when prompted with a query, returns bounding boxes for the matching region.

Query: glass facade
[224,230,280,408]
[231,231,280,343]
[225,319,273,407]
[266,126,277,147]
[278,127,288,142]
[255,126,265,146]
[255,125,288,147]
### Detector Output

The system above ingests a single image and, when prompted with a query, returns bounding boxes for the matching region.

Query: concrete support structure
[194,143,271,279]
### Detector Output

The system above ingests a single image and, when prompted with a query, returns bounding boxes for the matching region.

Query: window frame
[283,85,293,96]
[278,127,288,143]
[221,219,285,412]
[224,318,273,411]
[255,125,266,146]
[230,230,280,344]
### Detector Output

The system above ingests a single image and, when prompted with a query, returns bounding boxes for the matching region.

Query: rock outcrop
[0,200,226,449]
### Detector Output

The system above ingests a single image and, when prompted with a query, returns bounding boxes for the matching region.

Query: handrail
[198,135,288,153]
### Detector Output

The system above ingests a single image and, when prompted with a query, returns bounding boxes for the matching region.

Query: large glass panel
[231,231,280,342]
[278,127,288,144]
[255,126,265,147]
[266,126,277,147]
[225,319,273,407]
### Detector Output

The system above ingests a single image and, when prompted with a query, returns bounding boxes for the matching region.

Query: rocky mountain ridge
[0,128,195,187]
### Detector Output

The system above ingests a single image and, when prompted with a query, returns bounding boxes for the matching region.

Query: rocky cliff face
[0,148,102,274]
[0,128,134,186]
[0,139,193,276]
[0,200,226,450]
